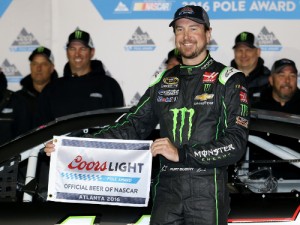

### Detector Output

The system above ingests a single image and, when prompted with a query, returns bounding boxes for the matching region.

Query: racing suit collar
[179,53,214,76]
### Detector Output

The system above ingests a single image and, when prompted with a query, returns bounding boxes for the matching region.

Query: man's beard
[277,86,295,100]
[179,44,207,60]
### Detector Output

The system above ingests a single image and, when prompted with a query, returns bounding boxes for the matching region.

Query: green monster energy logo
[240,32,248,41]
[75,30,82,39]
[241,104,248,116]
[37,47,44,53]
[170,107,194,144]
[204,84,211,92]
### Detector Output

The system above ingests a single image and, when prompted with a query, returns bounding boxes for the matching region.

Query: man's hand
[44,140,55,156]
[151,137,179,162]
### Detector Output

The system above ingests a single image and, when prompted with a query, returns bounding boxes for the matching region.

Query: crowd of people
[1,27,299,145]
[1,4,300,224]
[0,29,125,145]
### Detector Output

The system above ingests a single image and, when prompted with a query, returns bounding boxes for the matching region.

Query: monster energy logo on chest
[241,104,248,117]
[170,107,194,144]
[204,84,211,92]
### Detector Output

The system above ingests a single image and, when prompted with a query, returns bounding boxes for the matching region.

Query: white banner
[47,136,153,207]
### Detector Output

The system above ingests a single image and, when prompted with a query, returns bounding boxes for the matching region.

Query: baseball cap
[29,46,54,64]
[66,29,94,48]
[271,58,298,74]
[233,32,259,49]
[169,5,210,29]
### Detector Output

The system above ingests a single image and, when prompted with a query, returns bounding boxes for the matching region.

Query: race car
[0,107,299,225]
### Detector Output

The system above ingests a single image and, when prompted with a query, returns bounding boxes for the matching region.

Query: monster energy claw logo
[75,30,82,39]
[204,84,211,92]
[241,104,248,117]
[37,47,44,53]
[170,107,194,144]
[240,32,248,41]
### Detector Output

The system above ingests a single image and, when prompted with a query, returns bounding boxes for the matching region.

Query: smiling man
[36,29,124,126]
[44,7,249,225]
[253,58,300,114]
[231,31,270,105]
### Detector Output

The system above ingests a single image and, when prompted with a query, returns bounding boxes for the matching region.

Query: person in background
[35,29,124,126]
[16,46,58,129]
[253,58,300,114]
[165,48,182,69]
[45,6,249,224]
[231,31,270,105]
[250,58,300,181]
[32,30,125,201]
[0,70,31,145]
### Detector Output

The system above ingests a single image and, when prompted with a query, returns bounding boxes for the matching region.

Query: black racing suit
[92,53,250,225]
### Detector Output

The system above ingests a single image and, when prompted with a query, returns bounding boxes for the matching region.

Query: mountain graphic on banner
[11,28,39,46]
[1,59,22,77]
[258,26,282,51]
[208,38,218,51]
[125,27,156,51]
[10,28,40,52]
[126,27,155,45]
[115,2,129,12]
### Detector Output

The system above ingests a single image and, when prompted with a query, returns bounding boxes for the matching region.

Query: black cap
[165,49,181,64]
[29,46,54,64]
[271,58,298,74]
[169,5,210,28]
[233,32,259,49]
[66,29,94,48]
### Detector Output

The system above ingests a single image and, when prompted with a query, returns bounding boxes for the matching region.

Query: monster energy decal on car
[170,107,194,144]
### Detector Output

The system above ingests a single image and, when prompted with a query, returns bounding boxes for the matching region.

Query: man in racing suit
[92,6,249,225]
[45,5,249,225]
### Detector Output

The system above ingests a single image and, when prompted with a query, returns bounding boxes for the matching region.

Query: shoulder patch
[149,70,167,87]
[219,67,241,85]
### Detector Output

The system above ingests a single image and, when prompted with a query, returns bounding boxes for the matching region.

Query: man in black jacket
[45,6,249,225]
[231,31,270,105]
[253,58,300,114]
[16,46,58,129]
[0,70,31,145]
[34,30,125,201]
[36,29,124,126]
